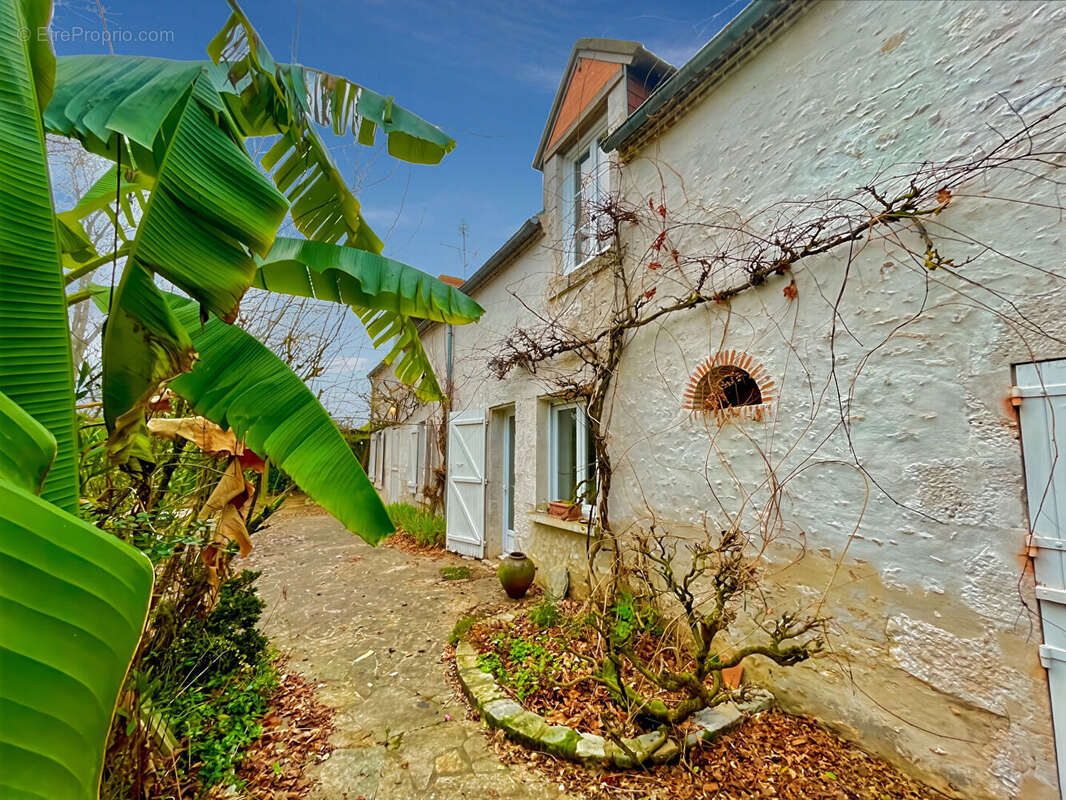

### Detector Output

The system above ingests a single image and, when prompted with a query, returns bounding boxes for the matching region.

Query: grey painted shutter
[1016,358,1066,798]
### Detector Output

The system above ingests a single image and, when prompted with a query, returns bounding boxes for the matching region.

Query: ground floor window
[548,401,597,509]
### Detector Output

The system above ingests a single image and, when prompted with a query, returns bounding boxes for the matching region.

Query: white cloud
[327,356,371,374]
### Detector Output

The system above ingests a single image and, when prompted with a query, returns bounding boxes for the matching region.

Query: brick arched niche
[683,351,774,422]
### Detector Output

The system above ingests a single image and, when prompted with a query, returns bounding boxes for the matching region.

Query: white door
[446,408,486,558]
[502,410,516,554]
[1016,358,1066,798]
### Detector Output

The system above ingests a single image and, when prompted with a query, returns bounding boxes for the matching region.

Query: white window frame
[502,409,517,553]
[562,129,610,275]
[548,401,595,513]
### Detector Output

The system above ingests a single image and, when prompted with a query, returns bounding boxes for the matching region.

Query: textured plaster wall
[600,2,1065,798]
[372,231,591,558]
[368,2,1064,796]
[373,65,634,553]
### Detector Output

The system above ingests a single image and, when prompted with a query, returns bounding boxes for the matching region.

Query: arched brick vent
[683,352,774,421]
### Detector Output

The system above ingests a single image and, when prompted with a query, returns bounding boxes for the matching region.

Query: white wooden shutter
[417,423,428,491]
[407,427,418,490]
[388,427,400,500]
[368,432,378,483]
[445,408,486,558]
[377,430,386,486]
[1016,358,1066,798]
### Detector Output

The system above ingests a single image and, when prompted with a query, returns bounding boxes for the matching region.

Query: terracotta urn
[497,552,536,599]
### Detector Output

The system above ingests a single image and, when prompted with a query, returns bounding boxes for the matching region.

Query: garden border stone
[454,637,776,768]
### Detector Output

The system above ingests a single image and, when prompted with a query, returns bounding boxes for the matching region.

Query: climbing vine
[485,93,1066,741]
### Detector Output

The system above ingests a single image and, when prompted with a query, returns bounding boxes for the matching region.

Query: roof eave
[531,39,672,171]
[366,215,544,382]
[603,0,814,158]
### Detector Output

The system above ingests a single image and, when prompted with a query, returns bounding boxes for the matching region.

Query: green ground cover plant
[440,565,471,580]
[477,632,560,702]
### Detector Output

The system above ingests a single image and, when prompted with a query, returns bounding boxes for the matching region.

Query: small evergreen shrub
[139,570,277,793]
[529,598,561,629]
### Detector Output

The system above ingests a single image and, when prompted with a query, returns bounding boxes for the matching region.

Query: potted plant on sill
[547,479,593,522]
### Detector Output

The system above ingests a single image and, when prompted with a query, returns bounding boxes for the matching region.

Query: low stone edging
[454,639,775,768]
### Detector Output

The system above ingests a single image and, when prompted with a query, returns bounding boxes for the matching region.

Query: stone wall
[369,3,1065,796]
[597,2,1065,798]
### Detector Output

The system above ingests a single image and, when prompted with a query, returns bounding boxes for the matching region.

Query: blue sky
[51,0,742,417]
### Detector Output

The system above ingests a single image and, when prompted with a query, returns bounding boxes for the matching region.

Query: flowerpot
[497,552,536,599]
[548,500,583,521]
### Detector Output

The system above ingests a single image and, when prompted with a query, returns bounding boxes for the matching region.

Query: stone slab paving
[246,505,576,800]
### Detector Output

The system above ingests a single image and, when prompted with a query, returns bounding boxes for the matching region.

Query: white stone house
[366,2,1066,797]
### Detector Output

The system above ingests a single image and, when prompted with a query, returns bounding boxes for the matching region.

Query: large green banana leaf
[255,237,483,323]
[45,57,203,163]
[57,71,287,322]
[0,388,153,800]
[0,476,153,800]
[207,1,453,250]
[45,1,453,257]
[0,0,78,511]
[0,390,56,496]
[90,71,288,435]
[253,237,483,400]
[0,11,153,797]
[100,266,195,458]
[163,292,393,542]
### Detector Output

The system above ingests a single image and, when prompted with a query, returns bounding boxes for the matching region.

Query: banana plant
[2,0,481,797]
[0,3,153,799]
[46,0,482,533]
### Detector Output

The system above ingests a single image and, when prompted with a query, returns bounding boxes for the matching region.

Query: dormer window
[564,132,609,273]
[531,41,675,276]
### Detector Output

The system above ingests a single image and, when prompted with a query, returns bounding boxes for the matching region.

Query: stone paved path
[247,504,574,800]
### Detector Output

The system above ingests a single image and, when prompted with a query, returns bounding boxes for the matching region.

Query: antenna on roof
[440,220,478,278]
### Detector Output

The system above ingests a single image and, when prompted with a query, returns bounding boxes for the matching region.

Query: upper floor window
[564,133,609,274]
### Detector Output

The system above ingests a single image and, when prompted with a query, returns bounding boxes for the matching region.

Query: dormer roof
[531,38,673,170]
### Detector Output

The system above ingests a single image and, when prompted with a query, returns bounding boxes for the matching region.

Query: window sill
[550,245,617,300]
[527,510,598,535]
